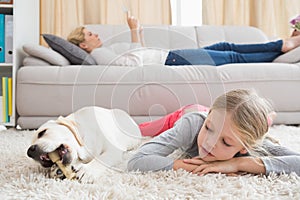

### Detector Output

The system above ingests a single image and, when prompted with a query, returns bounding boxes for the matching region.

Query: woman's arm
[139,26,145,47]
[126,12,142,45]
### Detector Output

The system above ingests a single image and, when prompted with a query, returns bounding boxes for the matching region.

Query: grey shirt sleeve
[127,112,205,172]
[260,139,300,176]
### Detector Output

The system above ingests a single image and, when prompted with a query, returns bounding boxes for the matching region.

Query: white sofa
[17,25,300,129]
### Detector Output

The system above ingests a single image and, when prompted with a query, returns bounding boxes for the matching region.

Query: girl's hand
[173,159,199,172]
[183,157,266,175]
[183,157,239,175]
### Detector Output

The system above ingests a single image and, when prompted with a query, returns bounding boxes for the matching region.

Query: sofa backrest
[85,24,269,50]
[196,25,269,47]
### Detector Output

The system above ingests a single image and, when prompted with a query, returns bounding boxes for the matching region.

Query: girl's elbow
[127,159,139,172]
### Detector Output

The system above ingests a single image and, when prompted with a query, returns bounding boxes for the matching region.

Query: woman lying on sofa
[68,13,300,66]
[128,89,300,176]
[67,13,300,66]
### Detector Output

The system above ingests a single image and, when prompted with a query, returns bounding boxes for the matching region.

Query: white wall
[170,0,202,26]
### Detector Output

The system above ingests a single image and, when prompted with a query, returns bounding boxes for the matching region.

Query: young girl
[128,89,300,176]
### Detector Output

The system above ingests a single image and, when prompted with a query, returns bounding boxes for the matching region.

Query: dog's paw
[49,163,93,183]
[74,165,96,184]
[49,164,77,180]
[49,164,66,180]
[73,160,109,183]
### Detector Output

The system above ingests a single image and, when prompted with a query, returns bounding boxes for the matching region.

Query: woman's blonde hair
[67,26,85,46]
[211,89,272,154]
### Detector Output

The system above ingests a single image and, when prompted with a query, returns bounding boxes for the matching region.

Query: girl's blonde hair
[211,89,272,153]
[67,26,85,46]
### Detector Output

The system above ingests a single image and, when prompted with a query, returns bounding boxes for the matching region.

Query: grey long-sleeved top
[127,112,300,175]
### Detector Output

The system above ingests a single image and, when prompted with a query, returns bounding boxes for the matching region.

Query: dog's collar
[56,117,84,146]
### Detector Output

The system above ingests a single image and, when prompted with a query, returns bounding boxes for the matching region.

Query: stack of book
[1,76,12,122]
[0,11,14,123]
[0,13,13,63]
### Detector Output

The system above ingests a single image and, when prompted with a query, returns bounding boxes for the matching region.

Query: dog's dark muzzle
[27,144,54,168]
[27,144,72,168]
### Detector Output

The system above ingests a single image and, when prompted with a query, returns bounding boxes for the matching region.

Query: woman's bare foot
[291,29,300,37]
[282,35,300,52]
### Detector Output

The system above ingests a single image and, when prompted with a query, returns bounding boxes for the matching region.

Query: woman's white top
[90,42,169,66]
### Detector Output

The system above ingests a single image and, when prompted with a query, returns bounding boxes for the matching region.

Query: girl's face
[197,109,247,162]
[80,29,102,52]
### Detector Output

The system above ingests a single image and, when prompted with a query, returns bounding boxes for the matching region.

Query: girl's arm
[184,139,300,176]
[173,159,201,172]
[261,156,300,175]
[183,157,266,175]
[127,113,206,172]
[259,139,300,176]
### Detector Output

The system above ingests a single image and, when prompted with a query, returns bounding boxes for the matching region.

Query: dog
[27,106,142,182]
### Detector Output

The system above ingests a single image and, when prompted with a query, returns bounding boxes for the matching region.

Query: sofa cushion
[42,34,97,65]
[23,44,70,66]
[23,56,51,66]
[273,46,300,63]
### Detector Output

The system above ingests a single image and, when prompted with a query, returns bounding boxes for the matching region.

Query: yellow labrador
[27,106,142,182]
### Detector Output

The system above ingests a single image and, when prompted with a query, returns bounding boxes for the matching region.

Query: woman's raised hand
[126,11,144,45]
[127,11,140,30]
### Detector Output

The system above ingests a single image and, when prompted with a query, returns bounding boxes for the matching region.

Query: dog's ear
[56,116,77,129]
[37,129,47,138]
[32,128,47,142]
[56,116,84,146]
[77,147,94,164]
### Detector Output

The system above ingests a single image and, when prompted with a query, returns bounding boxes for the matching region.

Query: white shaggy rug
[0,125,300,199]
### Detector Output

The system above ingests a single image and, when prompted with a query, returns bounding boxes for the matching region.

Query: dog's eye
[37,129,47,138]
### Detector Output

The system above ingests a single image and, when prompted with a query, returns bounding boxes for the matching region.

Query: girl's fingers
[195,165,216,175]
[192,164,209,174]
[199,167,214,175]
[183,158,205,165]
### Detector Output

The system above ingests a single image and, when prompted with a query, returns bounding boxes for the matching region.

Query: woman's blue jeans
[165,40,283,66]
